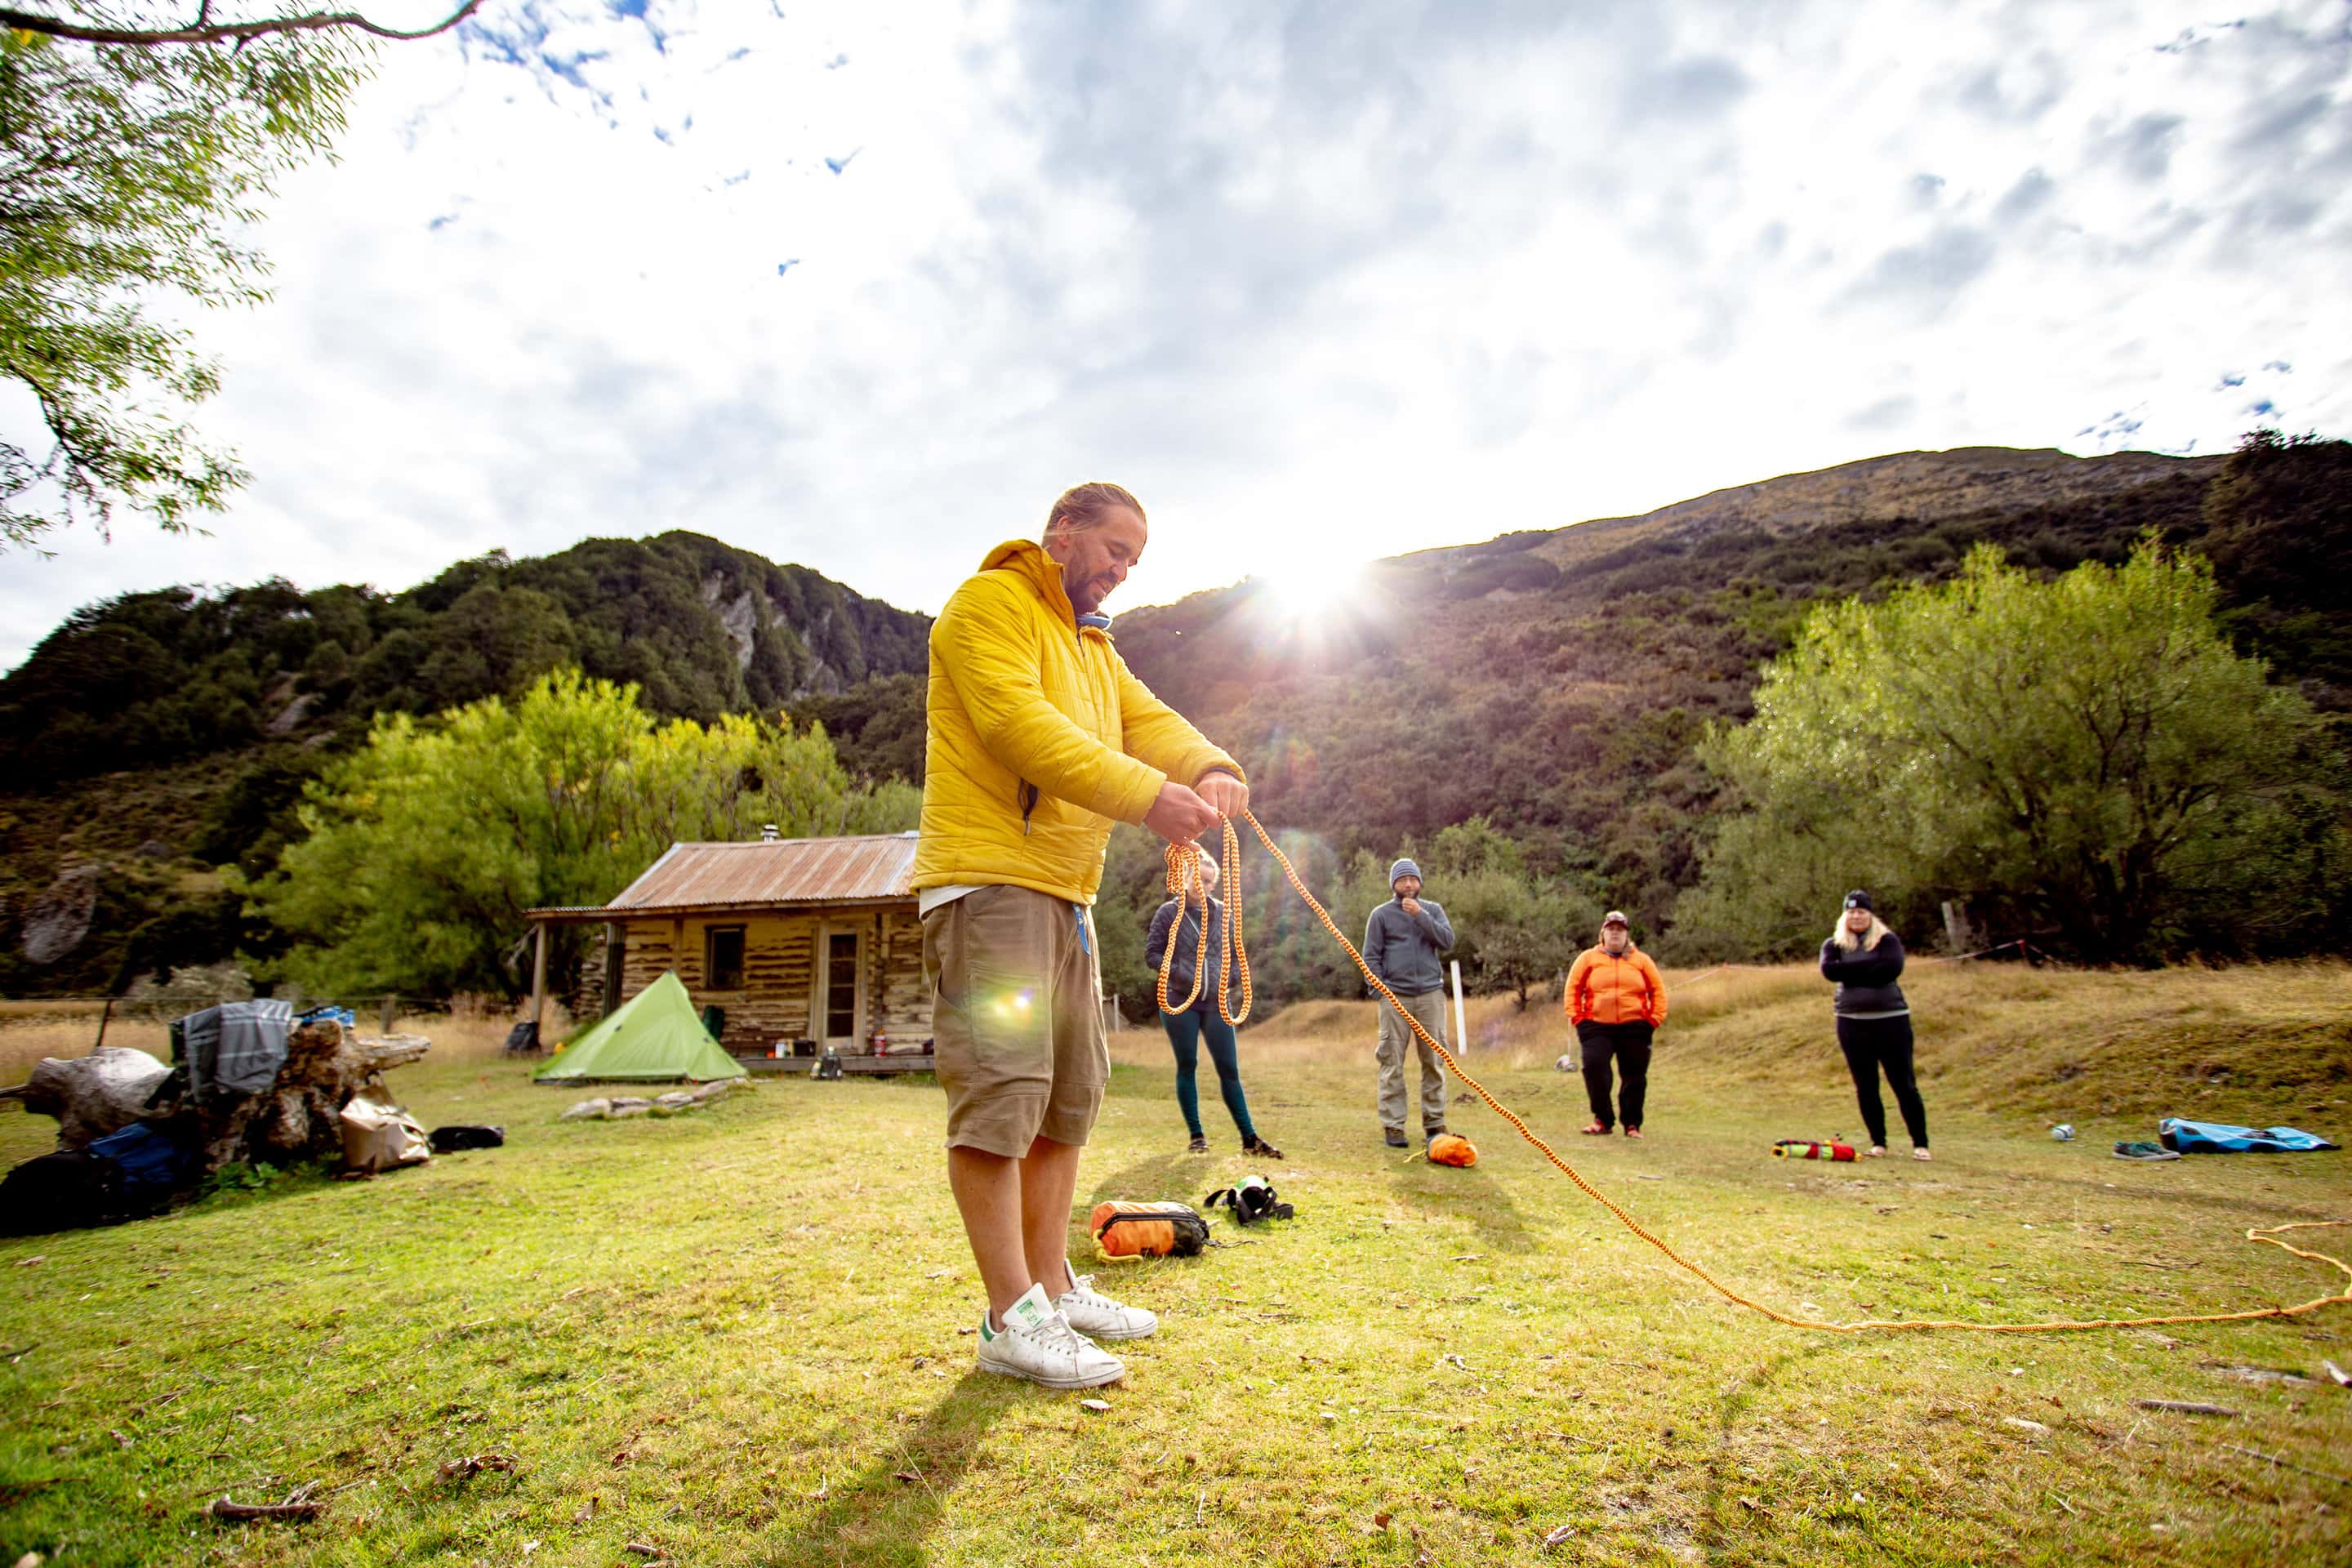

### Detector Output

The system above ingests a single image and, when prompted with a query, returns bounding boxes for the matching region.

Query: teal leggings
[1160,1008,1256,1141]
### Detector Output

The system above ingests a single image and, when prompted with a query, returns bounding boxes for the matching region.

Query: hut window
[706,926,746,991]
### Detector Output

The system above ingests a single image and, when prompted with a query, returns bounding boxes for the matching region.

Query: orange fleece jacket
[1565,944,1668,1027]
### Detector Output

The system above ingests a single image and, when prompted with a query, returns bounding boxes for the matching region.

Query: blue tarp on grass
[2159,1118,2339,1154]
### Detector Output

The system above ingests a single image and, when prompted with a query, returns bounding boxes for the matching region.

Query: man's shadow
[1385,1156,1536,1253]
[1085,1151,1200,1209]
[761,1370,1017,1566]
[1691,1343,1833,1552]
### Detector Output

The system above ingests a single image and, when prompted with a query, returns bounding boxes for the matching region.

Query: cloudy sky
[3,0,2346,670]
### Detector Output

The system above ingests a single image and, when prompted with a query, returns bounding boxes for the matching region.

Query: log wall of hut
[613,905,930,1055]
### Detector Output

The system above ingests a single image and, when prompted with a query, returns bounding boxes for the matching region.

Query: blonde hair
[1832,911,1894,952]
[1041,482,1144,542]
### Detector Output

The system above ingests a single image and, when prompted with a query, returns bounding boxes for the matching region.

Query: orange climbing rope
[1155,817,1252,1025]
[1180,809,2352,1336]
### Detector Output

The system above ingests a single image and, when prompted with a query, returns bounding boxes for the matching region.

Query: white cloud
[5,0,2348,670]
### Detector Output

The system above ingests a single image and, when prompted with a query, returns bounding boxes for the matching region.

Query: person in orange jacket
[1564,911,1668,1139]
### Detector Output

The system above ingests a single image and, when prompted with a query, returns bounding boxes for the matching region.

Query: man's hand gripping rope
[1163,808,2352,1337]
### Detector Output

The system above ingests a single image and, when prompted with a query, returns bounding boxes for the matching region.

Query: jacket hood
[981,538,1089,629]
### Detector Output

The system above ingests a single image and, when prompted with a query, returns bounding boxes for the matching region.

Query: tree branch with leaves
[0,2,479,47]
[0,6,476,547]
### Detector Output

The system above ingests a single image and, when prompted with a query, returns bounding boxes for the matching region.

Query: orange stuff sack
[1089,1200,1210,1259]
[1427,1133,1478,1167]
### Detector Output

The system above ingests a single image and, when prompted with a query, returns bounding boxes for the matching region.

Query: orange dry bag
[1089,1200,1210,1259]
[1427,1133,1478,1167]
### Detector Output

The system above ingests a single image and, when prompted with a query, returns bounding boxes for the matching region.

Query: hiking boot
[976,1285,1125,1388]
[1383,1127,1409,1148]
[1423,1125,1449,1145]
[1241,1134,1285,1161]
[1054,1267,1158,1341]
[1187,1134,1209,1154]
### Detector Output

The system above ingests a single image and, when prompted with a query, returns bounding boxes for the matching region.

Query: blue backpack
[86,1122,198,1196]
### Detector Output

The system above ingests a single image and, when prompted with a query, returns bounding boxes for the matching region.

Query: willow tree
[1678,541,2349,963]
[250,669,920,997]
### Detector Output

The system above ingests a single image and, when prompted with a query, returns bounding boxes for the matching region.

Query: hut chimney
[760,823,781,842]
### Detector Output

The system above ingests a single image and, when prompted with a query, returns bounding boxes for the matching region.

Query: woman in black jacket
[1820,889,1930,1160]
[1144,857,1281,1159]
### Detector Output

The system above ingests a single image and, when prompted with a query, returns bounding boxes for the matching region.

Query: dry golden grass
[1116,960,2352,1129]
[0,1018,175,1082]
[0,999,113,1019]
[1116,967,1820,1072]
[0,1003,572,1084]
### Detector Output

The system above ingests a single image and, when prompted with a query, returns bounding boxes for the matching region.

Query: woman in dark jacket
[1144,857,1281,1159]
[1820,889,1930,1160]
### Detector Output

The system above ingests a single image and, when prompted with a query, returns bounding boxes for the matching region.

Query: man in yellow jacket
[915,481,1248,1389]
[1564,911,1668,1140]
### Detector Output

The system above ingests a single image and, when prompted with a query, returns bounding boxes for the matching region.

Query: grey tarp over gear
[175,1000,295,1098]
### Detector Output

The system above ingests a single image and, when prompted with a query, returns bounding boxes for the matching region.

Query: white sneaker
[1054,1267,1159,1341]
[975,1284,1125,1388]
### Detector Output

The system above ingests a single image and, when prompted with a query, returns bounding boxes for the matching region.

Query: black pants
[1837,1014,1928,1149]
[1577,1019,1653,1130]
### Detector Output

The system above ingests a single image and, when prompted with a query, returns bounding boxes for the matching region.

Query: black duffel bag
[0,1149,127,1236]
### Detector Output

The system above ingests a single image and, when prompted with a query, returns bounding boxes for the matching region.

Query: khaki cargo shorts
[922,884,1107,1157]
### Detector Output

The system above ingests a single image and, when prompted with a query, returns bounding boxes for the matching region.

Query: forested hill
[0,532,933,995]
[1091,439,2349,937]
[2,531,933,786]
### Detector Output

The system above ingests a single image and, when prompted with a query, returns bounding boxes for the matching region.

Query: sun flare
[1258,559,1370,621]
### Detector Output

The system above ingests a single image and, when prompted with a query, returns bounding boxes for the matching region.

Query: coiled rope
[1160,810,2351,1335]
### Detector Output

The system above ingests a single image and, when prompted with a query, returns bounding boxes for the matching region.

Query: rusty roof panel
[555,833,923,917]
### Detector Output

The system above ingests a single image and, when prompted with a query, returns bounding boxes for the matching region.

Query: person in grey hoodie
[1363,858,1457,1147]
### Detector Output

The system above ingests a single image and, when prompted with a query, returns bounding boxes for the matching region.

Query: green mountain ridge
[1086,436,2346,975]
[2,438,2345,996]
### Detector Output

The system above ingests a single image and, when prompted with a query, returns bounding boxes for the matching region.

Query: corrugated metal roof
[528,832,921,922]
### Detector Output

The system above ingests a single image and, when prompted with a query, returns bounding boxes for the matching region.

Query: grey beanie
[1389,858,1423,889]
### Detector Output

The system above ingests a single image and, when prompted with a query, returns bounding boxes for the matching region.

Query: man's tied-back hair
[1042,482,1145,542]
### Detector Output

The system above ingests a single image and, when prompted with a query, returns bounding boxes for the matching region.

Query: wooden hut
[524,831,932,1073]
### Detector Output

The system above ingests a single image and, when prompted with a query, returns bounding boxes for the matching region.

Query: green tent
[534,971,746,1084]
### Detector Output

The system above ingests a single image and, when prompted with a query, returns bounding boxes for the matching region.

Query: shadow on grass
[2009,1165,2345,1223]
[1384,1159,1536,1253]
[1085,1150,1203,1209]
[763,1370,1018,1567]
[1695,1343,1834,1554]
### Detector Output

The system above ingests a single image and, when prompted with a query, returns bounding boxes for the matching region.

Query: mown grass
[2,965,2348,1566]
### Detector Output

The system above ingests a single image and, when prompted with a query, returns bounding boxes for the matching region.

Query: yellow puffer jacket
[913,540,1243,903]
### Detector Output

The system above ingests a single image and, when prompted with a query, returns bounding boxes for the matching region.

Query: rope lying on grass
[1164,810,2352,1336]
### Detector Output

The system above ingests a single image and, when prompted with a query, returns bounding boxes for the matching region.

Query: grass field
[2,964,2348,1566]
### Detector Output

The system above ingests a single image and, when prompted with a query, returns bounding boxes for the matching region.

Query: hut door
[815,926,864,1048]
